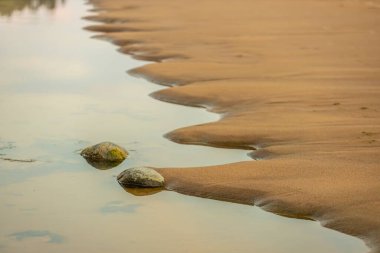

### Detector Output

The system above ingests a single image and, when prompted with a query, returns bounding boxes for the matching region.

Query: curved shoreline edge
[87,0,380,252]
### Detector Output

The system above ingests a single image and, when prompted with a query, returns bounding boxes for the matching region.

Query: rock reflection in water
[123,186,163,196]
[0,0,65,16]
[83,157,124,170]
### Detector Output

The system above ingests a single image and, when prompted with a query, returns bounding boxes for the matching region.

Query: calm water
[0,1,368,252]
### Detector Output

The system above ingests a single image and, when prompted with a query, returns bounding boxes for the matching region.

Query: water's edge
[82,3,373,253]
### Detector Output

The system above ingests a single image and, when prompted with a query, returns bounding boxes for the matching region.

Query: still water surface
[0,1,368,252]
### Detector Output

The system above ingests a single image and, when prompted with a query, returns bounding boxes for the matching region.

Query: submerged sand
[88,0,380,251]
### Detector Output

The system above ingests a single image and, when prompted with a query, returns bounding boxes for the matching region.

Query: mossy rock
[117,167,164,188]
[80,142,128,169]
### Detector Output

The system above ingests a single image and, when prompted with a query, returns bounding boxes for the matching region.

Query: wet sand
[88,0,380,251]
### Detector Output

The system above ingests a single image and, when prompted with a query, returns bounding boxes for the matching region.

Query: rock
[117,167,165,188]
[80,142,128,169]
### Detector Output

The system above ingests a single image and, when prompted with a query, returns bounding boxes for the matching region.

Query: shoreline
[88,0,380,251]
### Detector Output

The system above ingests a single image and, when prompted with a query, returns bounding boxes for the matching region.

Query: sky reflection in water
[9,230,64,244]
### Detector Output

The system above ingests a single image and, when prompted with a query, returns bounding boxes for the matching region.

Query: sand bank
[88,0,380,251]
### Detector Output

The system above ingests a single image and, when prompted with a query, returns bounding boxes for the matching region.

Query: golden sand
[88,0,380,251]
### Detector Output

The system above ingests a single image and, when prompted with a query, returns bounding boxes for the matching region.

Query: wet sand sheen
[0,0,371,253]
[87,0,380,252]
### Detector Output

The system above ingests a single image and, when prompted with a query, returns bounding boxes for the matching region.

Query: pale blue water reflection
[9,230,64,244]
[100,201,141,214]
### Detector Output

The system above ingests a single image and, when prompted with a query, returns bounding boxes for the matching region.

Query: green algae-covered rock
[80,142,128,169]
[117,167,164,188]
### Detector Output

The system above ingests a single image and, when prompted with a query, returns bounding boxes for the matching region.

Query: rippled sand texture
[88,0,380,251]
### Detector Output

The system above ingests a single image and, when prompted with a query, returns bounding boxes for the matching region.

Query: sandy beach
[89,0,380,251]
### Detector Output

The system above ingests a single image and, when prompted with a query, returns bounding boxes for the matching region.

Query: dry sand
[88,0,380,251]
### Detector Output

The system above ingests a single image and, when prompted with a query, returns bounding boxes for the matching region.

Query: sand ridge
[88,0,380,251]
